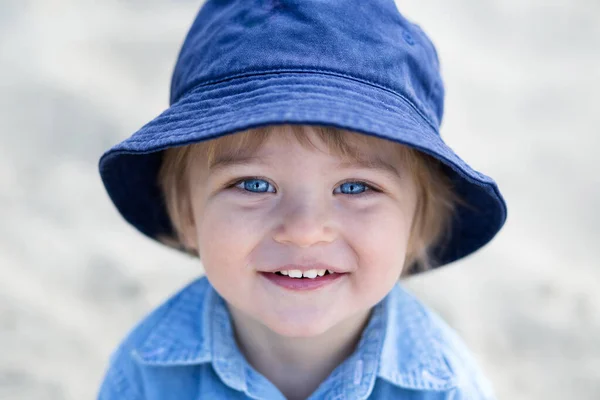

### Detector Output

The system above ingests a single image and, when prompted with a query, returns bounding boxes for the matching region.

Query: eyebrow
[209,154,401,178]
[336,158,402,179]
[208,155,270,172]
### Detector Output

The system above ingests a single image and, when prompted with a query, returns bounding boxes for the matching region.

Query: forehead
[202,125,411,175]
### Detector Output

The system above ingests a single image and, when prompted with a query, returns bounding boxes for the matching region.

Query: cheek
[195,199,269,274]
[345,202,412,249]
[343,202,413,276]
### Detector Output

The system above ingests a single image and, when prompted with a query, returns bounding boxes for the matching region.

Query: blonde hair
[157,125,461,277]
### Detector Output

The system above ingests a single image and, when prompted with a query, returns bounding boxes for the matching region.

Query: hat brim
[99,72,506,269]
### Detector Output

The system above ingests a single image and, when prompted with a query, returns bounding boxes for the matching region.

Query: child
[97,0,507,399]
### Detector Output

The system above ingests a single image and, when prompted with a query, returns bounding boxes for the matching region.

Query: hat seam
[124,79,433,144]
[172,68,440,132]
[171,84,421,126]
[119,119,398,150]
[120,107,424,146]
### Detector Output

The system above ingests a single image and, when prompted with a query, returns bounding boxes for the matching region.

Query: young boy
[97,1,507,399]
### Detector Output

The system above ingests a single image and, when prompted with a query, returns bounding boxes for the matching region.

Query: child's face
[185,126,418,337]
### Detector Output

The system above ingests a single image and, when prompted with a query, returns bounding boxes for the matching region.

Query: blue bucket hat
[99,0,506,271]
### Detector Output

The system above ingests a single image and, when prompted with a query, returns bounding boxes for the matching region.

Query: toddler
[97,1,507,399]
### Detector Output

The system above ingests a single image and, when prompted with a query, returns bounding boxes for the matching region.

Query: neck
[228,307,372,400]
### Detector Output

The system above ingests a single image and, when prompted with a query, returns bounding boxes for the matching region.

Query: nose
[272,194,337,248]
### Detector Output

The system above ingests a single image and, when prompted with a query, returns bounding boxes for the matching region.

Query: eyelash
[227,177,380,198]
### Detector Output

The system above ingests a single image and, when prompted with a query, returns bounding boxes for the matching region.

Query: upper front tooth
[280,270,289,276]
[288,269,303,278]
[327,269,335,274]
[302,269,318,279]
[317,269,326,277]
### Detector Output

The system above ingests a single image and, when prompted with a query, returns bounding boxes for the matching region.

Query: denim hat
[99,0,507,270]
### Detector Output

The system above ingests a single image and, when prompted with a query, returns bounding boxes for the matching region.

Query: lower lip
[260,272,345,291]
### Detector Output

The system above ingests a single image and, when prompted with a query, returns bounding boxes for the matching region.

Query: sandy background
[1,0,599,399]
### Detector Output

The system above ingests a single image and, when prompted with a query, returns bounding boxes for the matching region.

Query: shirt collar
[377,283,457,391]
[132,277,457,392]
[132,277,212,366]
[132,277,280,398]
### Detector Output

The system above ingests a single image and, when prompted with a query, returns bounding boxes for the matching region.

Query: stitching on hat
[167,87,423,130]
[173,69,440,130]
[123,94,431,145]
[124,97,425,144]
[126,111,393,143]
[127,110,424,147]
[181,70,438,129]
[125,109,394,145]
[128,81,429,142]
[186,78,432,133]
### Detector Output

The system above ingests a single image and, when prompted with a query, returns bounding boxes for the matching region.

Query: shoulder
[428,310,496,399]
[381,284,497,399]
[97,276,211,399]
[411,290,497,399]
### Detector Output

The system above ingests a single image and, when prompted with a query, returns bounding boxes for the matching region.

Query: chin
[263,314,337,338]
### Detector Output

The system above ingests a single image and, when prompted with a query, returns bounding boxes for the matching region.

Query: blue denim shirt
[98,276,496,399]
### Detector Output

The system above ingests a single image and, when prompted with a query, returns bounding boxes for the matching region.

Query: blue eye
[336,181,369,195]
[235,178,275,193]
[231,178,374,196]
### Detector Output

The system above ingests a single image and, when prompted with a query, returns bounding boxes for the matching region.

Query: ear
[179,209,199,252]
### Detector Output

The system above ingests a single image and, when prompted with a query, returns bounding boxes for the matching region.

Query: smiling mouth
[272,269,336,279]
[261,269,345,291]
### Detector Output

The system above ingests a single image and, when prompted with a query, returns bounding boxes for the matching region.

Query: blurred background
[0,0,598,399]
